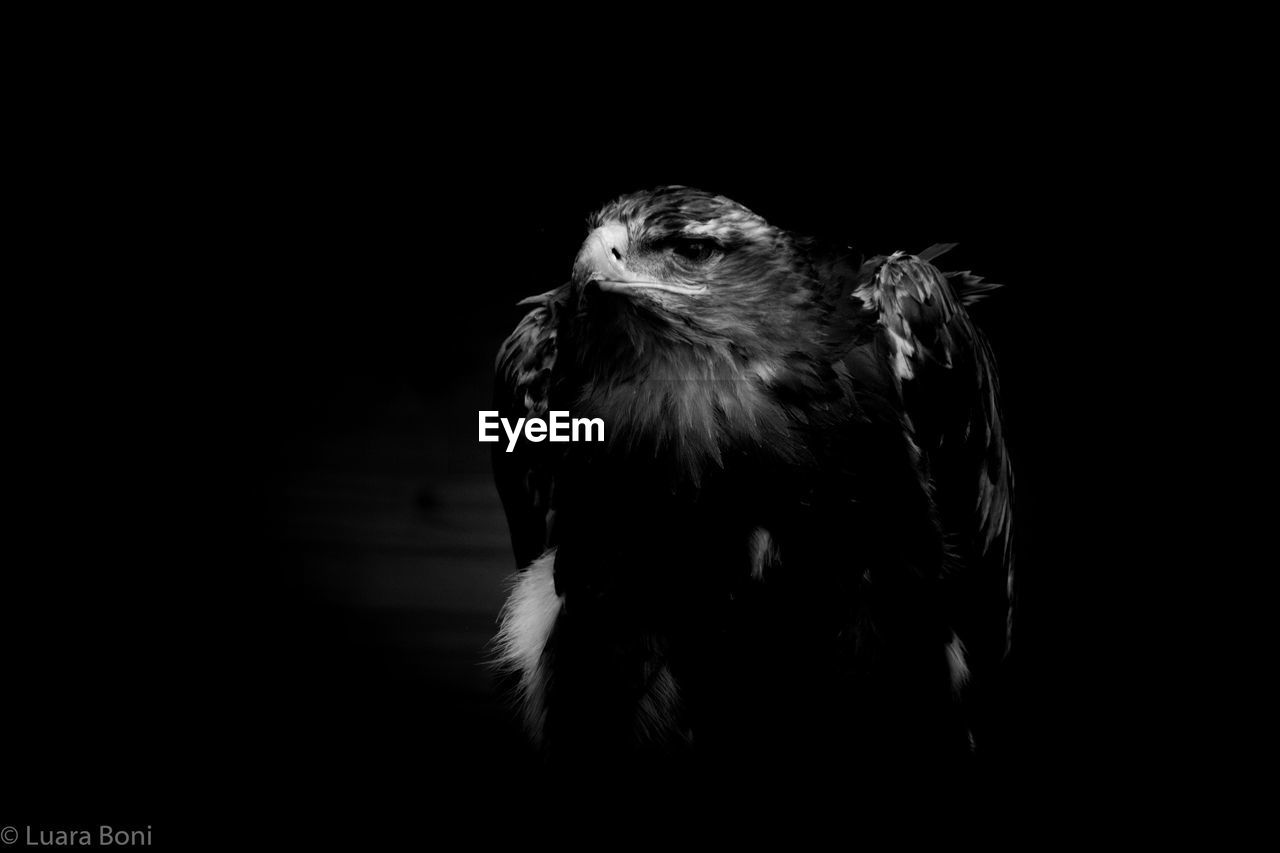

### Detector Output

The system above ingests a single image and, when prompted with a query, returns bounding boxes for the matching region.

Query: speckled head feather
[587,185,775,244]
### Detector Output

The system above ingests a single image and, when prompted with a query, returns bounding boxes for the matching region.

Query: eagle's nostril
[610,247,623,262]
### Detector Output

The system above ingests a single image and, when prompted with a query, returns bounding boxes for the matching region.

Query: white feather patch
[887,325,917,380]
[749,358,782,384]
[493,550,562,744]
[684,210,769,240]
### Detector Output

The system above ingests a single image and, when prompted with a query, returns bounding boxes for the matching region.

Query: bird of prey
[491,186,1013,771]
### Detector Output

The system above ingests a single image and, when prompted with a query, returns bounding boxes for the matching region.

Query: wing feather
[853,250,1015,674]
[493,287,568,569]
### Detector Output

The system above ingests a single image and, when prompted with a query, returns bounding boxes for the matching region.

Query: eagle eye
[661,236,721,265]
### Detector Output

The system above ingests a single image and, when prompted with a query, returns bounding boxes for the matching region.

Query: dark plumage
[491,186,1013,771]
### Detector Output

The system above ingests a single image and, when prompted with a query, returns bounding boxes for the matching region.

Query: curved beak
[574,223,634,288]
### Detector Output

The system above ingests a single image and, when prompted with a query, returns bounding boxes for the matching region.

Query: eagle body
[492,187,1013,770]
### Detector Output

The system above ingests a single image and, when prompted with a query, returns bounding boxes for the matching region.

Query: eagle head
[571,186,822,357]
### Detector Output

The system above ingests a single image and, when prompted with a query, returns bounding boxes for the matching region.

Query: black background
[2,72,1195,844]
